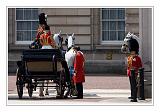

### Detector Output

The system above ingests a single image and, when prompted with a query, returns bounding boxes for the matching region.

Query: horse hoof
[39,93,44,97]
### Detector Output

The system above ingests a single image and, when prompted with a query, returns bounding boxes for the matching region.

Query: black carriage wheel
[16,68,23,99]
[28,82,33,98]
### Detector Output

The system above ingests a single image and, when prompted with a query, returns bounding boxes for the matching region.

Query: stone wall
[8,8,149,75]
[40,8,92,50]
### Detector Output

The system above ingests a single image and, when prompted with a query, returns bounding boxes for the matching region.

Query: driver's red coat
[73,51,85,83]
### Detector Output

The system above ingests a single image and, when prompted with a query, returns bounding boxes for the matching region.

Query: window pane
[118,21,125,30]
[24,8,32,10]
[32,21,39,30]
[31,9,38,20]
[101,8,125,41]
[17,31,23,41]
[102,31,109,41]
[109,21,117,30]
[17,31,31,41]
[16,8,39,42]
[118,31,125,40]
[118,10,125,19]
[102,10,109,19]
[110,31,117,40]
[24,9,32,20]
[102,21,109,30]
[22,31,31,41]
[110,10,118,19]
[31,31,37,40]
[16,9,23,20]
[102,8,110,10]
[17,22,23,30]
[17,21,31,30]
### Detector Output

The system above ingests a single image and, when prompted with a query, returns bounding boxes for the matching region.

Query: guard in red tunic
[121,32,144,102]
[127,52,142,77]
[127,51,142,102]
[73,46,85,99]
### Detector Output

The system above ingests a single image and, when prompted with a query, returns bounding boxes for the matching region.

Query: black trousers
[76,82,83,98]
[129,76,137,100]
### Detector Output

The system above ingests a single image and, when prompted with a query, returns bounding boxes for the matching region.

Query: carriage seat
[22,49,63,61]
[22,49,64,72]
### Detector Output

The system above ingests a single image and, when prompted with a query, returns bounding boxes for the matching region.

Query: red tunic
[127,55,142,76]
[73,51,85,83]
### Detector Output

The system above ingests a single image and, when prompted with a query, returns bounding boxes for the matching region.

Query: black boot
[130,99,137,102]
[128,96,133,99]
[139,68,145,100]
[130,69,138,102]
[128,76,133,99]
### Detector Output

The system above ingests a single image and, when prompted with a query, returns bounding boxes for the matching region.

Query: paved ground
[8,74,152,105]
[8,74,130,94]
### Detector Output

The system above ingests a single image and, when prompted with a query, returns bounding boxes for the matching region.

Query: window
[101,8,125,44]
[16,8,39,44]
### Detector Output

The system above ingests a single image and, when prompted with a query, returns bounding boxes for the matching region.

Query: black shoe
[128,96,133,99]
[130,99,138,102]
[138,97,145,100]
[74,96,83,99]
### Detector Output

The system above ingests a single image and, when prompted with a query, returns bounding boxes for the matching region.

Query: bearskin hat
[128,38,139,54]
[39,13,47,25]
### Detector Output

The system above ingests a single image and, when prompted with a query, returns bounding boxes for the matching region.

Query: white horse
[65,33,76,68]
[42,32,76,97]
[65,33,75,49]
[53,30,63,49]
[64,33,78,97]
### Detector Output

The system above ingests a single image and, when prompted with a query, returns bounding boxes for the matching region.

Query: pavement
[8,74,152,105]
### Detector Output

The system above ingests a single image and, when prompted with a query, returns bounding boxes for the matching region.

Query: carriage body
[16,49,69,99]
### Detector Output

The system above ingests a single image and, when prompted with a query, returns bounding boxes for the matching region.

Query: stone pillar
[139,8,152,98]
[8,8,16,45]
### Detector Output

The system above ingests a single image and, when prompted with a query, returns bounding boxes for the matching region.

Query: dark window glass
[102,8,125,41]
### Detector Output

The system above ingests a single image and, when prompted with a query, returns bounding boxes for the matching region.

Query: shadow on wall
[85,60,126,74]
[8,60,126,74]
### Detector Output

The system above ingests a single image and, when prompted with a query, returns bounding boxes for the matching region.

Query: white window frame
[15,8,39,45]
[100,8,126,45]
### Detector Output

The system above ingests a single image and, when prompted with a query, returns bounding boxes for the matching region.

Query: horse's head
[53,30,63,48]
[121,32,139,54]
[65,33,75,49]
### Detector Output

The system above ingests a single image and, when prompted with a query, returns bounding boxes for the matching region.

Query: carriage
[16,12,76,99]
[16,48,70,99]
